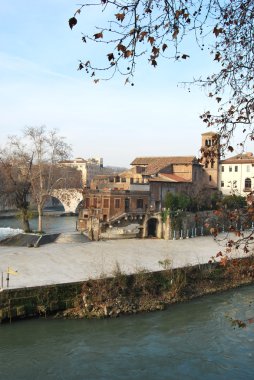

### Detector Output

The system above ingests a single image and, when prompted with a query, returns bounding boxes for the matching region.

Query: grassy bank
[61,255,254,319]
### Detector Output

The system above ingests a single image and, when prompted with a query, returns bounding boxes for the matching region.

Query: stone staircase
[108,212,127,224]
[54,232,90,244]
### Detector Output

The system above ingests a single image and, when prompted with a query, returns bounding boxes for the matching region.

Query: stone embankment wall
[164,210,214,240]
[0,282,82,323]
[1,256,254,323]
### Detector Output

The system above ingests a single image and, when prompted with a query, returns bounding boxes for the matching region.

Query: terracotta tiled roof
[130,156,198,176]
[149,173,191,183]
[221,153,254,164]
[130,156,197,166]
[144,163,172,175]
[119,168,136,176]
[201,131,218,136]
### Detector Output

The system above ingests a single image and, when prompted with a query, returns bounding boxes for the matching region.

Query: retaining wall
[1,256,254,323]
[0,282,83,323]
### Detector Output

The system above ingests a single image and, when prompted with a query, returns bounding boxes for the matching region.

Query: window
[235,166,238,172]
[85,198,90,208]
[103,198,109,208]
[247,165,250,172]
[221,181,224,187]
[155,201,161,211]
[137,198,144,209]
[209,175,212,182]
[245,178,252,189]
[121,177,126,183]
[221,166,224,172]
[136,166,146,174]
[93,197,97,207]
[229,166,232,172]
[211,161,214,169]
[115,199,120,208]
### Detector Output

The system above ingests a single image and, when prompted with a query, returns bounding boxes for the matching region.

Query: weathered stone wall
[0,282,82,323]
[167,210,215,239]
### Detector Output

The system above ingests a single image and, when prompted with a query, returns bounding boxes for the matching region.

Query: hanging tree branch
[69,0,254,151]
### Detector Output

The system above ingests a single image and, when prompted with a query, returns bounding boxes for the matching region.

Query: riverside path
[0,234,246,289]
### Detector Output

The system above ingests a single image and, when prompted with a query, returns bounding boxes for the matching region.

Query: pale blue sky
[0,1,249,167]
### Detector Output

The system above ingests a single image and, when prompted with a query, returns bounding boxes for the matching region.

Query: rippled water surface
[0,215,77,234]
[1,286,254,380]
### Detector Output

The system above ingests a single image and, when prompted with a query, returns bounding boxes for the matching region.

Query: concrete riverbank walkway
[0,235,246,289]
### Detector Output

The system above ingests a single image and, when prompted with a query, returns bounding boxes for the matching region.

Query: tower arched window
[245,178,252,190]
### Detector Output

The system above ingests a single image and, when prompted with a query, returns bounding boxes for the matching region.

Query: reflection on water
[0,214,77,234]
[0,286,254,380]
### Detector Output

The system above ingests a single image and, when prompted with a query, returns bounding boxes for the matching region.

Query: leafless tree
[23,126,72,232]
[0,127,72,233]
[0,143,33,232]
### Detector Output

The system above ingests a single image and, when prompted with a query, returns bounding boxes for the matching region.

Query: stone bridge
[50,188,83,213]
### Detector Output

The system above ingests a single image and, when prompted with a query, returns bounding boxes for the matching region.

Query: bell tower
[200,132,220,188]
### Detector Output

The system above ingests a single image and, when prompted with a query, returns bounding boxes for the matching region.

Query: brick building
[130,155,206,210]
[78,132,221,238]
[200,131,220,188]
[78,170,150,232]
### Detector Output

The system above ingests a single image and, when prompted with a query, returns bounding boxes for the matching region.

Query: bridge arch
[50,188,83,213]
[44,196,64,211]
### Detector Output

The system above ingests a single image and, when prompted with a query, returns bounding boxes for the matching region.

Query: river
[0,286,254,380]
[0,213,78,235]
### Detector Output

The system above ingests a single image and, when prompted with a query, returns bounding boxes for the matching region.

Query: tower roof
[201,131,219,136]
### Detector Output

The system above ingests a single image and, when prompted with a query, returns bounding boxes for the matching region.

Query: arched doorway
[147,218,158,237]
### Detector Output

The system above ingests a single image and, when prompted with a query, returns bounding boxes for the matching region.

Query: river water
[0,286,254,380]
[0,214,77,235]
[1,215,254,379]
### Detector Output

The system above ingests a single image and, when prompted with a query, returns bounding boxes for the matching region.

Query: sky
[0,1,251,167]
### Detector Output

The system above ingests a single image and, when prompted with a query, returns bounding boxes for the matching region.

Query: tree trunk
[21,208,31,233]
[38,205,43,233]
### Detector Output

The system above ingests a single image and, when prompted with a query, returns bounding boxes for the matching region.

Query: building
[219,153,254,196]
[79,154,209,229]
[130,155,206,210]
[200,131,220,188]
[78,171,150,232]
[78,133,221,238]
[59,157,103,187]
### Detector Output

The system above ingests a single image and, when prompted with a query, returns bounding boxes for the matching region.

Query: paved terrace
[0,235,247,290]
